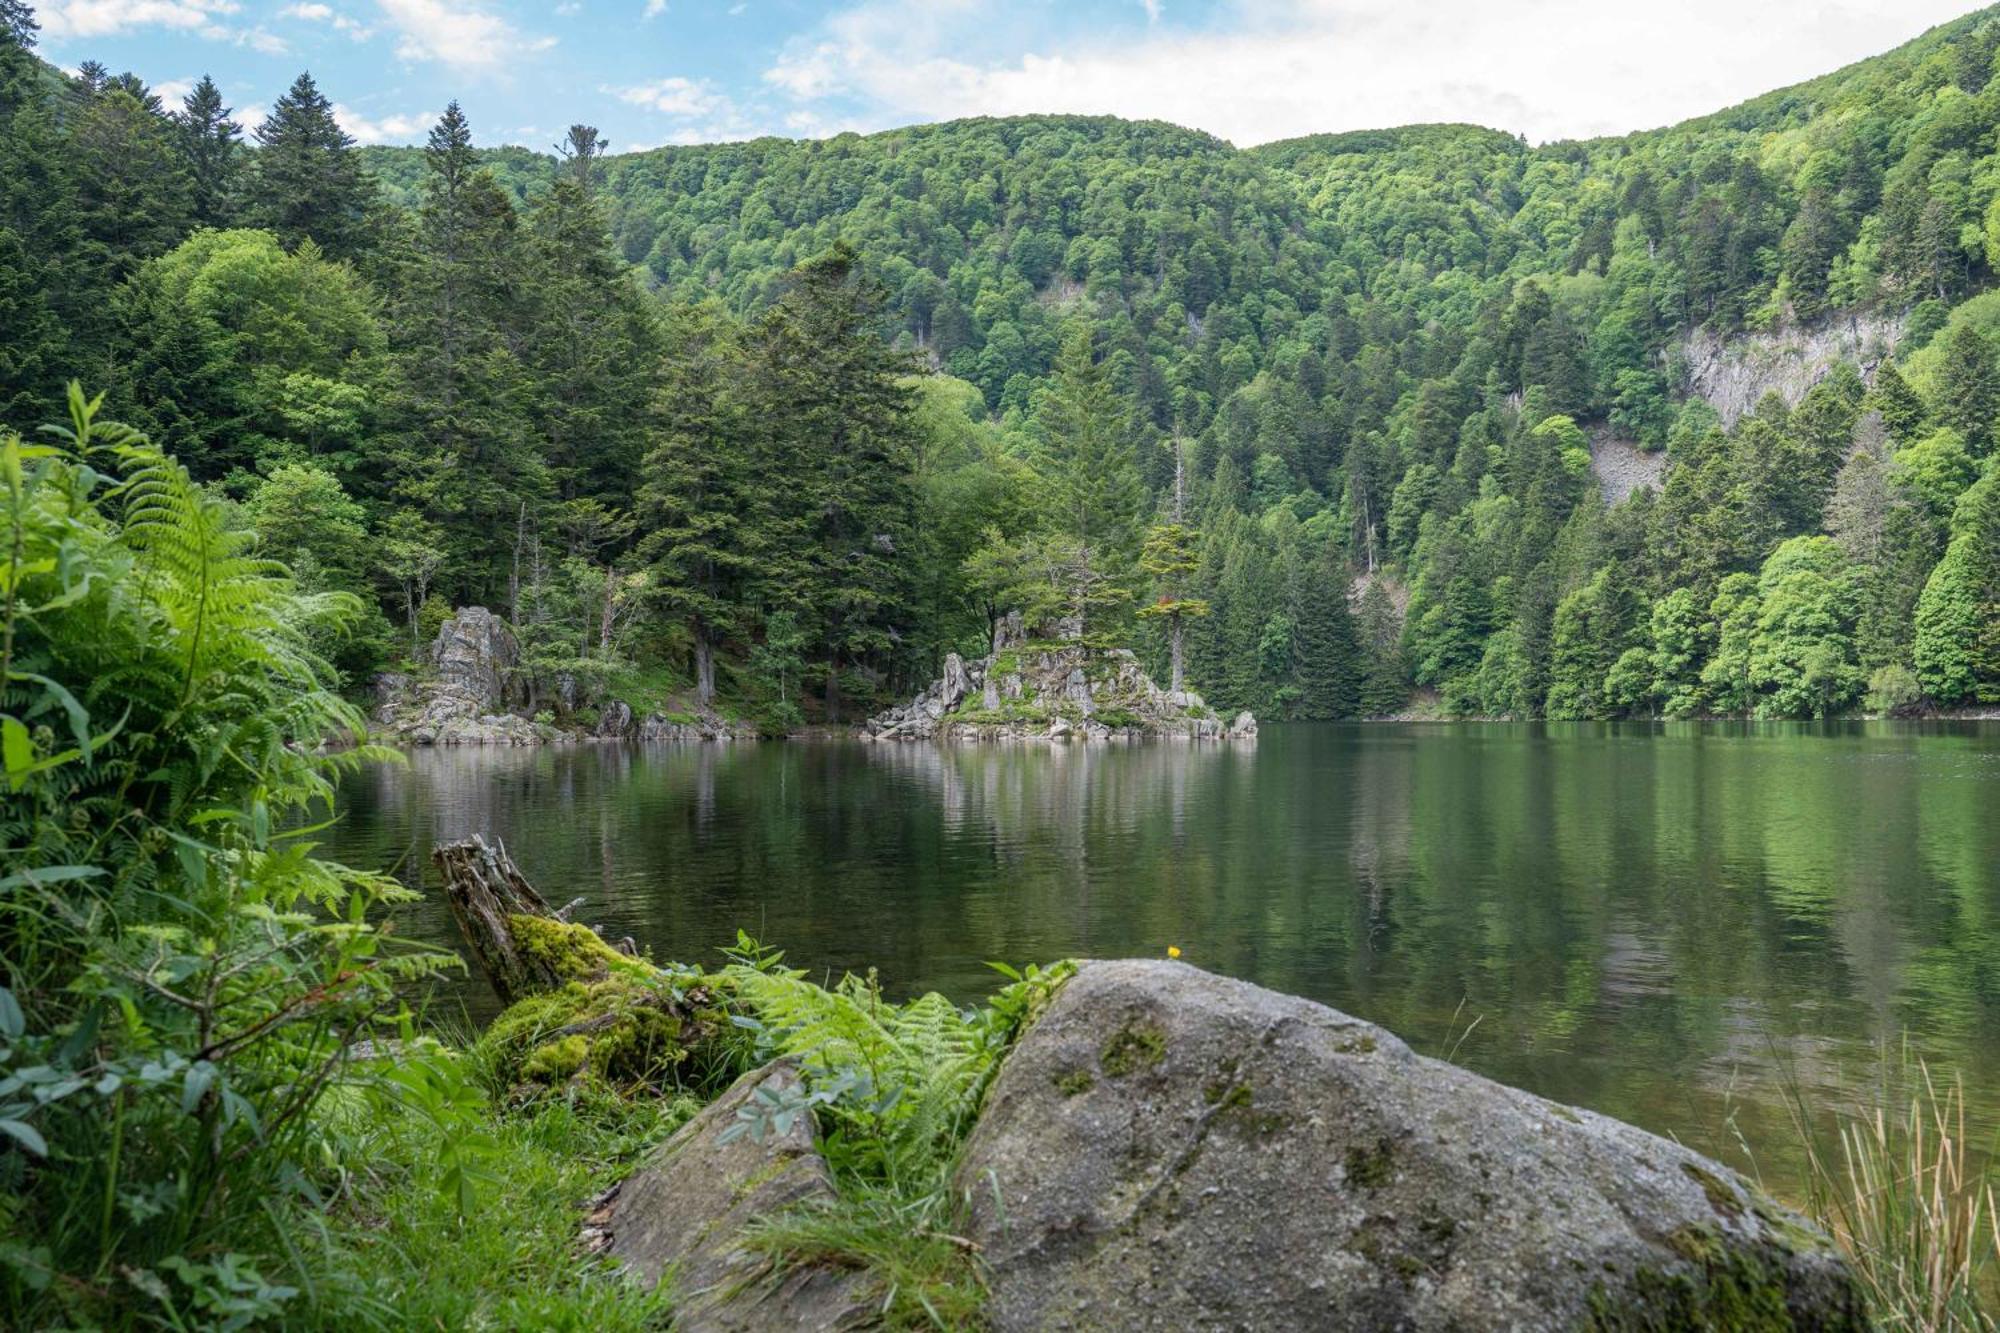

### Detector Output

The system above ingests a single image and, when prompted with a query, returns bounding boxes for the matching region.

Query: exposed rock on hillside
[1588,427,1669,505]
[956,960,1864,1331]
[863,613,1254,742]
[1682,311,1902,427]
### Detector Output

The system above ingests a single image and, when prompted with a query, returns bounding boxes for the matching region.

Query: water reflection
[330,721,2000,1193]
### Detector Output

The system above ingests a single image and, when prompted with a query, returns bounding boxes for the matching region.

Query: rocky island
[863,612,1256,743]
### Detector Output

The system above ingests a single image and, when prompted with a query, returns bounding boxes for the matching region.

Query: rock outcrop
[596,1062,873,1330]
[864,615,1254,742]
[955,960,1864,1331]
[374,608,550,746]
[1682,311,1902,428]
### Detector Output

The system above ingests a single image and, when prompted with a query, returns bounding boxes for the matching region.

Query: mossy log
[432,835,730,1090]
[433,835,567,1004]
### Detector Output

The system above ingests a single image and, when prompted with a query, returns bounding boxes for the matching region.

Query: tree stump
[433,834,564,1004]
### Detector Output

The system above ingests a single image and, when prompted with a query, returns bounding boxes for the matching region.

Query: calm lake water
[330,721,2000,1193]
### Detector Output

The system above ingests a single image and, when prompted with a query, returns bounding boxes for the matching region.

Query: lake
[330,721,2000,1193]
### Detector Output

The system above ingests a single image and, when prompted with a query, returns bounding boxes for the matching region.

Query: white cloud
[644,0,666,17]
[333,101,438,143]
[151,76,197,104]
[609,75,768,141]
[375,0,554,72]
[282,1,373,36]
[39,0,240,41]
[611,75,727,116]
[764,0,1982,146]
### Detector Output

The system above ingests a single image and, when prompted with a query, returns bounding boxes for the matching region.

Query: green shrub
[0,389,455,1327]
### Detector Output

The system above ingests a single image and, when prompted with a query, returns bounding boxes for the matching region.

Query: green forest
[7,3,2000,723]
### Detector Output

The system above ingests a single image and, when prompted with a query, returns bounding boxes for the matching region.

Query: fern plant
[717,933,1072,1188]
[1,387,455,1328]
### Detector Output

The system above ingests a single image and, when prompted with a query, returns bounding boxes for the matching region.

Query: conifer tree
[524,124,659,509]
[176,75,241,227]
[382,102,539,605]
[1868,359,1928,443]
[1932,322,1999,456]
[1290,547,1364,719]
[640,301,759,706]
[1037,323,1143,643]
[1136,434,1208,692]
[752,242,917,719]
[249,72,374,259]
[0,7,81,418]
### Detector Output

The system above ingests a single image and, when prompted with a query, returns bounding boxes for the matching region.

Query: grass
[1782,1058,2000,1331]
[301,1063,699,1330]
[740,1174,988,1330]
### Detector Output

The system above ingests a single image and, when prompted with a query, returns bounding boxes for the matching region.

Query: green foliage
[719,939,1072,1188]
[0,388,454,1327]
[1913,468,2000,705]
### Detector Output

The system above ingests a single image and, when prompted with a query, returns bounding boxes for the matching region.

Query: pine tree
[1290,547,1364,718]
[752,242,918,720]
[69,83,195,286]
[249,72,375,259]
[1135,434,1208,692]
[381,103,539,606]
[1037,323,1143,644]
[1868,359,1928,443]
[524,124,660,509]
[0,12,78,419]
[176,75,241,228]
[1932,322,1999,456]
[640,301,760,706]
[1355,578,1408,715]
[1913,470,2000,704]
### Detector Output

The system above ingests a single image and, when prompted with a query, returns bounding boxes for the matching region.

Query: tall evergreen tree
[1037,323,1143,643]
[0,7,80,418]
[524,124,659,508]
[249,72,374,259]
[640,301,759,706]
[1290,547,1364,718]
[382,102,538,606]
[175,75,241,227]
[1136,436,1208,693]
[752,242,917,719]
[1932,322,2000,456]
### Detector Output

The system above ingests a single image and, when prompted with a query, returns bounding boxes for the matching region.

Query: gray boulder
[429,606,520,713]
[600,1062,872,1330]
[955,961,1863,1332]
[596,699,634,739]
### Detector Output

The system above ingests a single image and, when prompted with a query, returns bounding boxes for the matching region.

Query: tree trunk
[694,631,716,707]
[1169,613,1185,694]
[600,563,617,658]
[433,835,562,1005]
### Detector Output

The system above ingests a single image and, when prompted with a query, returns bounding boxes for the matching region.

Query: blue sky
[29,0,1987,151]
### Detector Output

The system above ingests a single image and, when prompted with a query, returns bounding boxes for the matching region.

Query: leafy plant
[0,388,456,1326]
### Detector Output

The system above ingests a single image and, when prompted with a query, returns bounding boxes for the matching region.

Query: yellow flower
[1167,945,1182,959]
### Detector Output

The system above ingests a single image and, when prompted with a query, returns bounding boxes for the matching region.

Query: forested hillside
[6,0,2000,723]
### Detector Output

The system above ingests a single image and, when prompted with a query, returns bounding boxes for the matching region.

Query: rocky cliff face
[1682,311,1902,427]
[863,613,1255,742]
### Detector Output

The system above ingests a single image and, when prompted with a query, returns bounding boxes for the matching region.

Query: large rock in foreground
[956,960,1863,1331]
